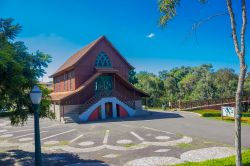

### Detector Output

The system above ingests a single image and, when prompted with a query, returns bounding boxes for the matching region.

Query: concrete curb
[179,111,202,117]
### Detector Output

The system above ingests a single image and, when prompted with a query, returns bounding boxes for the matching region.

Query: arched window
[95,52,111,68]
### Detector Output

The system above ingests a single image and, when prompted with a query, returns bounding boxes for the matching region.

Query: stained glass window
[95,52,111,68]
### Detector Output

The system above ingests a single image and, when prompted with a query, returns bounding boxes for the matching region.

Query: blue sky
[1,0,249,82]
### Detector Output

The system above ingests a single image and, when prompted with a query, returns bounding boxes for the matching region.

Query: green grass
[192,109,250,117]
[192,109,221,117]
[208,117,250,126]
[175,149,250,166]
[123,143,136,148]
[0,137,7,141]
[58,140,70,146]
[177,143,193,149]
[190,109,250,126]
[43,140,70,147]
[147,107,165,111]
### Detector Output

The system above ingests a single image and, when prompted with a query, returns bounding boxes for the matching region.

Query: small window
[95,52,111,68]
[68,72,72,91]
[64,74,67,91]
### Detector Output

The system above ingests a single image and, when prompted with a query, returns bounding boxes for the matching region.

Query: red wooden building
[49,36,149,122]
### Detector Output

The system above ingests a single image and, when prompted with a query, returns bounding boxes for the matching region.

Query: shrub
[242,113,250,117]
[0,111,14,117]
[202,112,221,117]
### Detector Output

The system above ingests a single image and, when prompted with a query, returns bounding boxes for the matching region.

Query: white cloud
[146,33,155,38]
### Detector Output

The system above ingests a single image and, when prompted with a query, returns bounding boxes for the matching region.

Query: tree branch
[183,12,228,44]
[240,0,247,56]
[192,12,228,31]
[226,0,240,55]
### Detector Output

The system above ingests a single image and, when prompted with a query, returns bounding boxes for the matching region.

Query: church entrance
[105,102,113,118]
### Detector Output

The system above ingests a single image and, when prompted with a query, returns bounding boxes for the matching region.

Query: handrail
[170,96,250,110]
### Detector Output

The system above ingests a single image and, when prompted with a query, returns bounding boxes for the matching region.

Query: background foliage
[133,64,250,107]
[0,18,53,125]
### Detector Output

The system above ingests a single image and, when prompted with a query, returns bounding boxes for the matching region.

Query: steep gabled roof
[50,35,134,77]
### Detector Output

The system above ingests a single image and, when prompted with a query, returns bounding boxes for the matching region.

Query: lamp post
[30,85,42,166]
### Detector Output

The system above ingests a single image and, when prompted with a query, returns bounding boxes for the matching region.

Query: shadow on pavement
[79,110,183,124]
[0,149,107,166]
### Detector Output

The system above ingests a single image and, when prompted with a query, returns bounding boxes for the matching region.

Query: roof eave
[49,66,75,78]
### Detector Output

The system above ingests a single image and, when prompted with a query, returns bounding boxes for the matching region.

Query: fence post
[178,100,181,110]
[63,105,64,120]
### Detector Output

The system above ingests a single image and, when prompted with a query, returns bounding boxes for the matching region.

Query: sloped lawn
[191,109,250,126]
[175,149,250,166]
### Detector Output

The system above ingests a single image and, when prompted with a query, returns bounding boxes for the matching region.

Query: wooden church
[50,36,149,122]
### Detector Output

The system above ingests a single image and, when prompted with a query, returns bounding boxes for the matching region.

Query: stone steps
[63,113,81,123]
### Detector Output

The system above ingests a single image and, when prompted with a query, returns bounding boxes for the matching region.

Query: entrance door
[105,102,113,118]
[95,76,113,93]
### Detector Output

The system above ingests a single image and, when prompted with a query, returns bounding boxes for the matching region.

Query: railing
[170,96,250,110]
[78,90,135,114]
[112,90,135,108]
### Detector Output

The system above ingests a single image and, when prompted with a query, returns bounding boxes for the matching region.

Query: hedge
[0,111,14,117]
[201,112,221,117]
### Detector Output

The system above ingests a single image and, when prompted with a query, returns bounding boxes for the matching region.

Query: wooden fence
[170,96,250,111]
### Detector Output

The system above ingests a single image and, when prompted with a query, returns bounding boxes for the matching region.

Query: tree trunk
[235,56,246,166]
[226,0,247,166]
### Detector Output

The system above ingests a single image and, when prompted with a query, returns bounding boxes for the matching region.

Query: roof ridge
[50,35,134,78]
[50,36,105,77]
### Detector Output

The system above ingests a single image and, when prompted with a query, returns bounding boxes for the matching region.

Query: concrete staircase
[62,91,148,123]
[63,112,81,123]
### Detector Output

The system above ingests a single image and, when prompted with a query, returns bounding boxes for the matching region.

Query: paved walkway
[0,111,248,166]
[127,110,250,147]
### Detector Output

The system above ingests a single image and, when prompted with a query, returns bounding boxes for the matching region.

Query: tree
[191,73,215,100]
[190,64,215,100]
[128,69,138,85]
[179,73,198,100]
[0,18,53,125]
[135,71,164,107]
[158,70,168,80]
[163,66,192,101]
[134,65,242,108]
[158,0,247,165]
[214,68,238,98]
[244,72,250,96]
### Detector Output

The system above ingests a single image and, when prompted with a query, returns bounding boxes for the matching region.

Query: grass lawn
[147,107,166,111]
[191,109,250,126]
[175,149,250,166]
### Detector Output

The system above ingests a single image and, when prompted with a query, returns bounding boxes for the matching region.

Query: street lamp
[30,85,42,166]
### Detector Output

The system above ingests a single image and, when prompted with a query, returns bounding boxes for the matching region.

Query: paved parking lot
[0,111,246,166]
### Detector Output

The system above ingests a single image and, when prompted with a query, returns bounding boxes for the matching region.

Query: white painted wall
[50,103,82,122]
[54,104,61,121]
[79,97,136,121]
[135,100,142,110]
